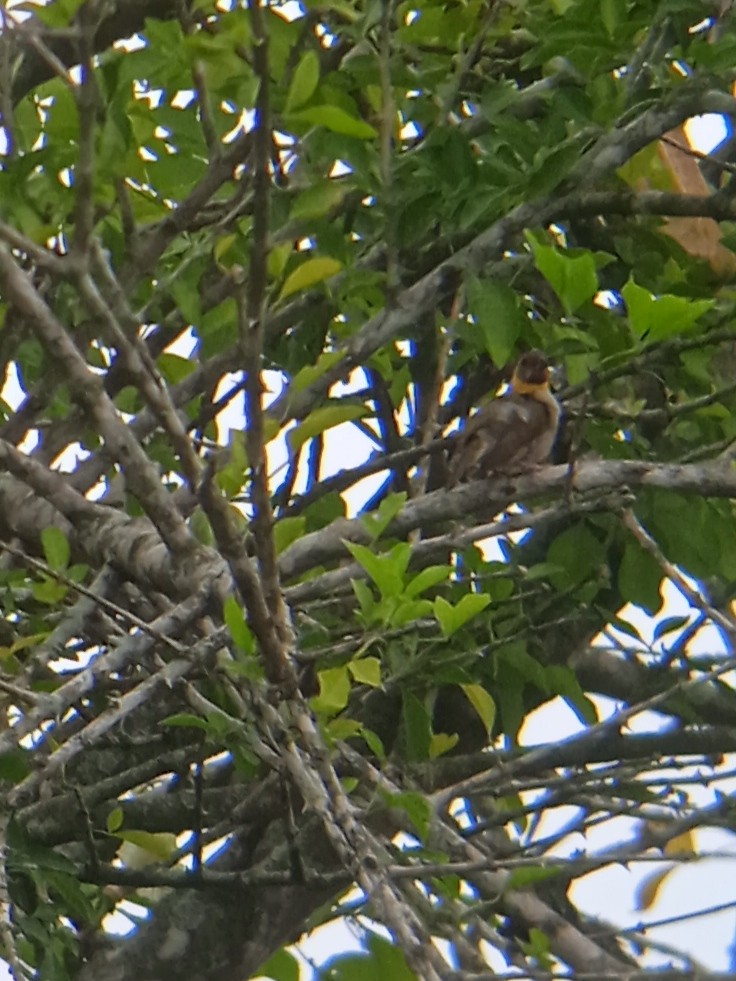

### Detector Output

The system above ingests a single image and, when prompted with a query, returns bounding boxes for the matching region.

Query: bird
[447,350,560,486]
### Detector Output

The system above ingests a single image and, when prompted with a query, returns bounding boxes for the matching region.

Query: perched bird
[447,350,560,486]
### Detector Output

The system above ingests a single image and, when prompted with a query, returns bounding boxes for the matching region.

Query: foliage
[0,0,735,979]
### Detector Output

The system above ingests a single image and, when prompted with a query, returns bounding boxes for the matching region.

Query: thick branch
[279,458,736,580]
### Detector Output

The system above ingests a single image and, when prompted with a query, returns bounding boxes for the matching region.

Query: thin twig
[239,0,297,677]
[621,508,736,643]
[72,8,98,257]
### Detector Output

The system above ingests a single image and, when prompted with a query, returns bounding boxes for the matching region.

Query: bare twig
[236,0,296,678]
[72,8,98,257]
[0,242,194,555]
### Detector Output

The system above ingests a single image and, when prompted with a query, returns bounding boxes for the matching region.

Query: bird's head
[510,350,551,395]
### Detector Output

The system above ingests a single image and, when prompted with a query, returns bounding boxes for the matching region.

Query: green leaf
[434,593,491,637]
[622,279,714,343]
[23,0,86,28]
[32,577,68,605]
[429,731,459,758]
[158,352,196,384]
[366,932,416,978]
[312,665,351,715]
[345,541,411,599]
[279,256,343,299]
[609,614,643,641]
[290,180,348,220]
[528,141,583,197]
[494,666,527,740]
[0,633,49,659]
[106,807,124,833]
[200,297,237,356]
[460,683,496,735]
[383,790,432,842]
[168,275,203,325]
[303,491,346,531]
[98,108,133,180]
[189,507,215,545]
[466,277,526,367]
[160,712,210,731]
[546,522,605,590]
[348,656,381,687]
[617,142,672,191]
[256,948,301,981]
[285,50,320,112]
[213,233,237,266]
[223,596,254,655]
[390,597,433,626]
[7,834,78,874]
[362,726,386,760]
[288,402,369,454]
[325,718,363,743]
[545,665,598,725]
[619,541,663,615]
[361,492,407,539]
[653,614,691,642]
[352,577,377,621]
[402,691,431,761]
[0,750,31,783]
[433,596,454,636]
[68,562,88,584]
[116,830,177,862]
[506,864,562,891]
[291,350,345,393]
[322,932,415,981]
[268,242,292,280]
[273,516,306,554]
[525,562,564,581]
[44,867,96,925]
[526,232,598,314]
[288,105,377,139]
[211,429,260,497]
[405,564,450,598]
[601,0,619,36]
[41,527,70,572]
[523,927,552,967]
[501,644,547,689]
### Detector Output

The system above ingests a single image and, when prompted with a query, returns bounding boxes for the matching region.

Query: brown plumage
[447,350,560,486]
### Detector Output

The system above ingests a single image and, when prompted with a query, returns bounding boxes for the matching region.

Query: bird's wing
[448,395,554,484]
